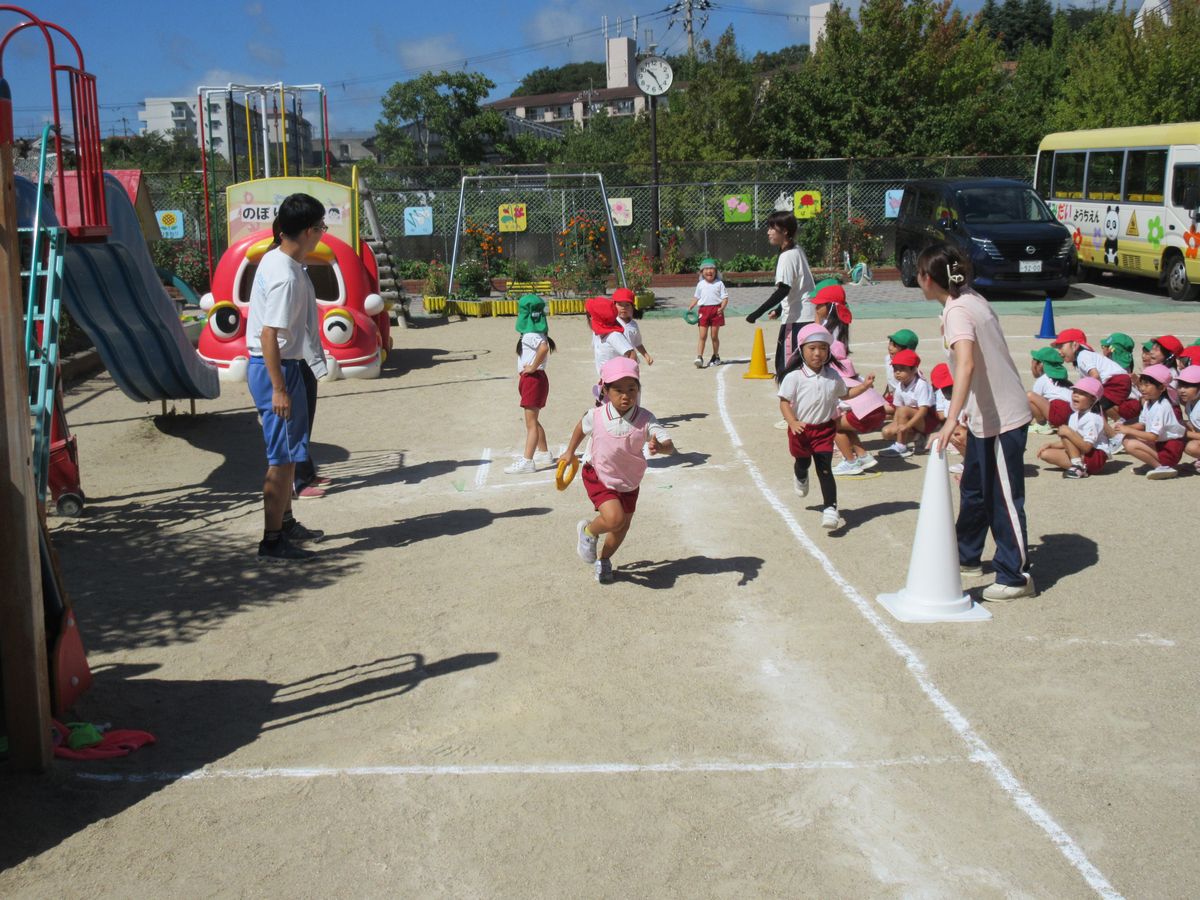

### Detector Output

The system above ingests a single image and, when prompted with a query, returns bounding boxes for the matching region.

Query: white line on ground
[475,448,492,488]
[714,367,1123,900]
[1020,634,1177,648]
[74,755,966,783]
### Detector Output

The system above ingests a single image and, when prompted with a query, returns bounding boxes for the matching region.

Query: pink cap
[829,340,849,361]
[1072,376,1103,398]
[600,355,640,385]
[1177,365,1200,385]
[1140,363,1174,385]
[796,323,833,346]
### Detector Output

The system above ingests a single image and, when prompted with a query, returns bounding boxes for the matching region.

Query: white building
[139,95,315,167]
[809,2,831,49]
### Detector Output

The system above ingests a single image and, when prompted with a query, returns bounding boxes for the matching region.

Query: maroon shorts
[698,306,725,327]
[787,420,837,457]
[1118,397,1141,420]
[518,370,548,408]
[1100,374,1132,410]
[1082,447,1108,475]
[920,407,942,434]
[844,407,885,434]
[581,463,639,513]
[1156,438,1184,466]
[1048,399,1071,428]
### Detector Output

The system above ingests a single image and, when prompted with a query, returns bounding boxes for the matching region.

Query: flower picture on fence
[793,190,822,219]
[723,193,752,223]
[608,197,633,227]
[498,203,527,233]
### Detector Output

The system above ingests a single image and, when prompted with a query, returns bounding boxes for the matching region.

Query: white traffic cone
[877,443,991,623]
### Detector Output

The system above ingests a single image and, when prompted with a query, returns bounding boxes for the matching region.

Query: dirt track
[2,293,1199,897]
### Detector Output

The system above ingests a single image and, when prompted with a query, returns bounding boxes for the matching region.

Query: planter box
[423,295,448,314]
[490,298,519,317]
[634,290,655,312]
[447,299,491,317]
[548,299,587,315]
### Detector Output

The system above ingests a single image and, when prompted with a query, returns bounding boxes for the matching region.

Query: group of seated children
[1029,329,1200,480]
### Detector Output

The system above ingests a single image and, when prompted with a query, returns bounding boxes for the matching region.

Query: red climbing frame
[0,5,108,239]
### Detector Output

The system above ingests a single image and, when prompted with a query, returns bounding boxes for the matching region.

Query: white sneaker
[1029,422,1055,435]
[1147,465,1178,480]
[857,452,878,470]
[794,475,809,497]
[1110,433,1126,455]
[948,462,964,475]
[821,506,842,530]
[832,458,863,476]
[880,442,913,459]
[533,451,554,468]
[981,577,1036,602]
[694,356,705,368]
[576,519,597,563]
[504,458,536,474]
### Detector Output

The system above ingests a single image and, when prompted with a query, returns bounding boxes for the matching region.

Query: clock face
[635,56,673,96]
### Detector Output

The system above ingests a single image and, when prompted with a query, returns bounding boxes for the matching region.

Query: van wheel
[899,248,918,287]
[1165,251,1200,301]
[1047,285,1070,299]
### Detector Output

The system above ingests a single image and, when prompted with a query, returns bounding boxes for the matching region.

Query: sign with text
[156,209,185,239]
[225,177,353,245]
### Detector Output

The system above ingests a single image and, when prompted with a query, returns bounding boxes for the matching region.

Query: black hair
[271,193,326,245]
[766,210,797,241]
[1150,340,1177,368]
[515,332,556,354]
[916,242,972,299]
[778,338,831,384]
[1050,375,1073,389]
[819,305,851,353]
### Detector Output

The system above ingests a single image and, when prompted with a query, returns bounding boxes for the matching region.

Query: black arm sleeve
[746,283,790,323]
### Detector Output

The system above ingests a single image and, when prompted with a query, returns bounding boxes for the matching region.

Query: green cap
[1101,332,1134,352]
[1042,361,1069,380]
[1143,339,1155,352]
[1030,346,1064,365]
[1191,338,1200,347]
[515,293,547,334]
[888,328,919,350]
[699,258,718,270]
[813,277,840,291]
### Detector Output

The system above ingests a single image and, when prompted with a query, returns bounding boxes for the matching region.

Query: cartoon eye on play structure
[207,301,244,341]
[322,308,355,346]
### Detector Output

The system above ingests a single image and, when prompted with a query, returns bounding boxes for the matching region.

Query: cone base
[877,589,992,623]
[743,373,774,380]
[1034,330,1058,339]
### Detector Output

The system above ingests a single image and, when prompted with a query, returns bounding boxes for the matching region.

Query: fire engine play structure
[195,82,397,381]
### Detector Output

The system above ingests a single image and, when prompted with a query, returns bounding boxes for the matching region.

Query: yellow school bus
[1036,123,1200,300]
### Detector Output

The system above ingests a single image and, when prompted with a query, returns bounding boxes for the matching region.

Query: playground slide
[18,173,220,402]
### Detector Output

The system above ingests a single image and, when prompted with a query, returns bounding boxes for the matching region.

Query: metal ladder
[20,124,68,502]
[358,175,409,327]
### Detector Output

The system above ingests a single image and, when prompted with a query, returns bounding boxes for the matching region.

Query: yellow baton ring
[555,457,580,491]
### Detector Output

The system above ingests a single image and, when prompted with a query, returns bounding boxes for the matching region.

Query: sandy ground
[2,281,1199,897]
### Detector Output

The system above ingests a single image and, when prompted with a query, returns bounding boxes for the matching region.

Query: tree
[514,62,606,97]
[101,131,218,171]
[750,44,810,73]
[557,110,644,167]
[375,71,505,166]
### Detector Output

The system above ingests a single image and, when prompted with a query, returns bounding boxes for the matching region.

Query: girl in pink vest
[560,357,675,583]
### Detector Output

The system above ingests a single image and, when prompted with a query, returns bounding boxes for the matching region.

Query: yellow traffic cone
[743,327,773,380]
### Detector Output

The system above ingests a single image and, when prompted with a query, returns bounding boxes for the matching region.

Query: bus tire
[1164,251,1200,302]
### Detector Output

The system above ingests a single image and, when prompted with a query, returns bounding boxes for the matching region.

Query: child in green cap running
[505,294,557,474]
[687,258,728,367]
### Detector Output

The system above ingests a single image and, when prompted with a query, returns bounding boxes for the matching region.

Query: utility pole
[684,1,694,55]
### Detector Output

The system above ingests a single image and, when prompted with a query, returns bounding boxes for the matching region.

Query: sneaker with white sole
[532,451,555,468]
[505,458,536,475]
[832,458,864,476]
[694,356,705,368]
[794,475,809,497]
[857,452,878,470]
[948,462,964,475]
[879,442,913,459]
[1147,465,1178,480]
[821,506,842,530]
[960,562,984,577]
[982,578,1036,602]
[594,557,614,583]
[709,354,721,367]
[576,519,597,563]
[1029,422,1055,435]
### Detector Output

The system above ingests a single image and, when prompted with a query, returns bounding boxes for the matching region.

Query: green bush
[454,258,492,298]
[150,239,210,293]
[394,258,430,280]
[723,252,775,271]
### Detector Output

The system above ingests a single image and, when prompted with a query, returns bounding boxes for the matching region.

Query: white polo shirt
[694,279,728,307]
[517,333,547,373]
[1138,397,1185,441]
[774,246,815,324]
[1032,374,1073,403]
[777,364,847,423]
[893,374,934,409]
[1068,409,1110,455]
[1074,347,1125,383]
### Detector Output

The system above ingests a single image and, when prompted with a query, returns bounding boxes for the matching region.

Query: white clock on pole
[635,56,673,96]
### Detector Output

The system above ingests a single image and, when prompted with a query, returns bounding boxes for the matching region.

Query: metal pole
[597,173,626,288]
[650,94,660,261]
[448,176,468,294]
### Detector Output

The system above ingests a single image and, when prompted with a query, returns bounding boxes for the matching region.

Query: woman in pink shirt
[920,243,1035,603]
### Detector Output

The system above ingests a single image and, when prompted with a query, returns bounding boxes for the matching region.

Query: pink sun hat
[600,355,640,385]
[1140,363,1174,385]
[1072,376,1103,398]
[796,323,833,346]
[1177,365,1200,385]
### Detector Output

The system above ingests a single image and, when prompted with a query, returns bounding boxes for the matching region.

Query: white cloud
[246,41,284,67]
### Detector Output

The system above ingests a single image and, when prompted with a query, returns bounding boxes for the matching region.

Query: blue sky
[7,0,1006,138]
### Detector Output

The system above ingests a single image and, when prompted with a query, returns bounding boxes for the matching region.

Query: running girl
[505,294,556,474]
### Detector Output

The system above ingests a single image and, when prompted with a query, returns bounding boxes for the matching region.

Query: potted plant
[624,248,655,314]
[422,259,449,314]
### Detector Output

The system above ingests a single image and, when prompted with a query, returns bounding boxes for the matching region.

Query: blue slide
[17,173,219,402]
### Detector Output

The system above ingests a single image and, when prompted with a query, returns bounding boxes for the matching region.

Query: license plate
[1019,260,1042,273]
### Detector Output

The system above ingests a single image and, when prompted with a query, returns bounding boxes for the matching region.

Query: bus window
[1172,165,1200,210]
[1085,150,1124,201]
[1053,152,1085,199]
[1124,149,1166,203]
[1035,150,1052,197]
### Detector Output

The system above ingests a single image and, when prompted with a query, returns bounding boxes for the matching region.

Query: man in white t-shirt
[246,193,328,563]
[922,247,1034,603]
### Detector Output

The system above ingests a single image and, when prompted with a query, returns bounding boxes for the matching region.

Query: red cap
[930,362,953,389]
[1052,328,1089,348]
[1178,346,1200,365]
[813,283,851,323]
[585,297,624,336]
[1153,334,1184,356]
[891,348,921,368]
[612,287,636,305]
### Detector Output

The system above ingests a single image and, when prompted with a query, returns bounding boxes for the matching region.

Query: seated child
[1035,377,1111,479]
[929,363,967,462]
[1114,363,1186,479]
[829,340,885,475]
[1027,347,1074,434]
[1052,328,1133,425]
[880,348,935,457]
[1177,364,1200,473]
[882,328,920,418]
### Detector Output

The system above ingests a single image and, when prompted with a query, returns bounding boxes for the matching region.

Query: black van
[895,178,1074,297]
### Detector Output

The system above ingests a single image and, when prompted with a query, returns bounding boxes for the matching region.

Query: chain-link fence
[15,155,1035,270]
